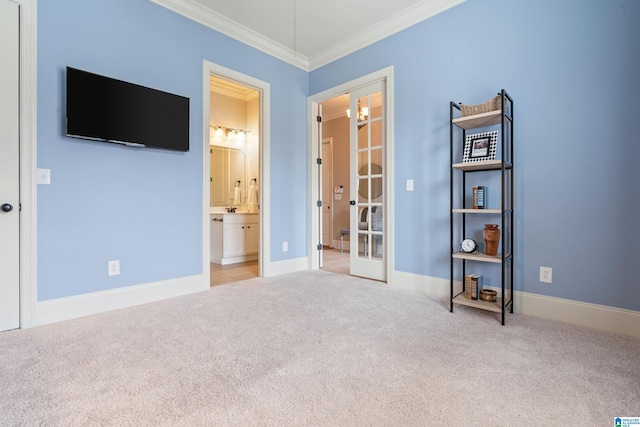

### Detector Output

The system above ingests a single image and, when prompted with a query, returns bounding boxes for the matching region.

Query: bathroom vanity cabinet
[210,213,259,265]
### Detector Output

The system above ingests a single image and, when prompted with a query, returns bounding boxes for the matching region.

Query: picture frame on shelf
[463,130,498,163]
[470,136,490,158]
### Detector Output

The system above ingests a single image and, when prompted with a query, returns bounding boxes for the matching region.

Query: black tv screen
[66,67,190,151]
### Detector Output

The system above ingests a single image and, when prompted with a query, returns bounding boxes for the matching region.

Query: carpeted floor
[1,270,639,426]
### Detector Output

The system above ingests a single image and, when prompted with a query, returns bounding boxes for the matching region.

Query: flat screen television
[66,67,190,152]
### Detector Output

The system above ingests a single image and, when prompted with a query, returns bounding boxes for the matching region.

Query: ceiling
[152,0,465,71]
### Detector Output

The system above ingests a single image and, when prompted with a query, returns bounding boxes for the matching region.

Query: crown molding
[151,0,465,72]
[210,78,259,102]
[308,0,466,70]
[150,0,309,70]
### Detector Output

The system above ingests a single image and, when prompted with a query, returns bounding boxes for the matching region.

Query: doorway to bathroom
[205,63,269,286]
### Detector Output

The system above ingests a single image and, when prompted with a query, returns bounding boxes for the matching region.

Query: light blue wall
[310,0,640,311]
[37,0,308,300]
[37,0,640,312]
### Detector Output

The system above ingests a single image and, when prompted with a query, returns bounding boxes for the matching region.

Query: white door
[349,82,385,281]
[321,139,333,248]
[0,0,21,331]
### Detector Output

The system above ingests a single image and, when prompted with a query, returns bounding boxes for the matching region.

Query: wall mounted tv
[66,67,190,152]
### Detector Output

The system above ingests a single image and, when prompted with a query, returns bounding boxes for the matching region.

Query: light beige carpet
[1,270,639,426]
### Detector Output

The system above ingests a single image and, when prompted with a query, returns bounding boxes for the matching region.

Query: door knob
[350,200,356,205]
[1,203,13,213]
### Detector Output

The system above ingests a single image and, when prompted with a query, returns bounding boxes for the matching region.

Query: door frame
[8,0,37,329]
[321,137,334,249]
[202,61,271,278]
[307,66,394,282]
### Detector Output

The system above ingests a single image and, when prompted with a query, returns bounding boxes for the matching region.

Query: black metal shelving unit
[449,90,514,325]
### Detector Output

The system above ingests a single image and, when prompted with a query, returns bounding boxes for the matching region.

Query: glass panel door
[350,82,385,281]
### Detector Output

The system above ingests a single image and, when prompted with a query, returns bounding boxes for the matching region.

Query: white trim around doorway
[202,61,272,278]
[17,0,38,329]
[307,66,395,284]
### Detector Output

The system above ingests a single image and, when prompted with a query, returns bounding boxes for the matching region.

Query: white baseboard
[35,268,640,340]
[36,256,308,326]
[263,256,308,277]
[391,270,640,340]
[514,292,640,340]
[213,253,258,266]
[36,274,208,326]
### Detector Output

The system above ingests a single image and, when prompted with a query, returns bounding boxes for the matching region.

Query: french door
[349,81,385,281]
[0,0,21,331]
[321,139,333,248]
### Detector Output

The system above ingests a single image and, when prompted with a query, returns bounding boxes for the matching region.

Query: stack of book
[464,274,483,300]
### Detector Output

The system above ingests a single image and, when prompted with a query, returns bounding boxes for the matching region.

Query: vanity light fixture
[210,125,249,143]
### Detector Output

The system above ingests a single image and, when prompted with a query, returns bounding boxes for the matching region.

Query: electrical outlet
[282,242,288,252]
[406,179,414,192]
[540,266,552,283]
[108,260,120,276]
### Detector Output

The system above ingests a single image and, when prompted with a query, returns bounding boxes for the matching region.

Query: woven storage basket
[460,94,502,117]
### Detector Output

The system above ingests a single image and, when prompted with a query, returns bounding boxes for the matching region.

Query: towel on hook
[233,187,241,205]
[247,184,258,207]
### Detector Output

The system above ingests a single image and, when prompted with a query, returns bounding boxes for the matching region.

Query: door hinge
[316,157,322,165]
[316,200,322,207]
[317,116,322,123]
[317,244,323,250]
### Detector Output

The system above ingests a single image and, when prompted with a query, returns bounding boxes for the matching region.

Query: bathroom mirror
[210,146,247,206]
[358,163,383,200]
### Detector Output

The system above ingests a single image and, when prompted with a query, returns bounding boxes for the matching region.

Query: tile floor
[209,248,350,287]
[320,248,350,275]
[210,260,259,287]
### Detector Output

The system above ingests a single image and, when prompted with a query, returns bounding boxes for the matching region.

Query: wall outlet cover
[108,260,120,276]
[540,266,552,283]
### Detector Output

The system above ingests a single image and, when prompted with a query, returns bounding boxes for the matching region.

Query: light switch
[37,168,51,185]
[406,179,414,192]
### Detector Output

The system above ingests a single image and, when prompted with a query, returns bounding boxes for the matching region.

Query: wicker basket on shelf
[459,94,502,117]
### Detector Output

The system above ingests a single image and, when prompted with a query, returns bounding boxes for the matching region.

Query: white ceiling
[151,0,465,71]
